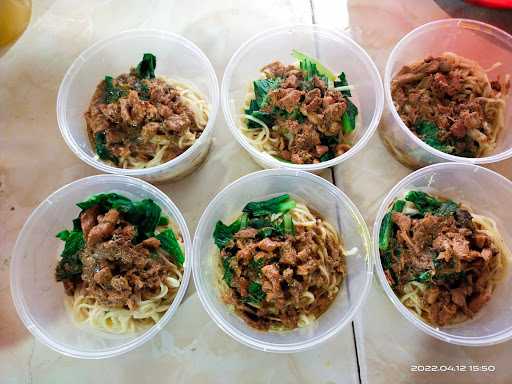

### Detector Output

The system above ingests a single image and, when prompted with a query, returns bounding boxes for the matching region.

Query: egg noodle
[399,211,510,325]
[219,202,350,330]
[115,77,209,169]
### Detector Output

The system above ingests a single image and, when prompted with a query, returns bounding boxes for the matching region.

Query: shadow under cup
[374,163,512,346]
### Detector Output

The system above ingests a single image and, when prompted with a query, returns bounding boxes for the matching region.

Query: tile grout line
[308,0,315,24]
[309,2,363,382]
[308,0,364,382]
[331,168,363,384]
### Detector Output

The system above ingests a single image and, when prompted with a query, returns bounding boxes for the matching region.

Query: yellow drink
[0,0,32,47]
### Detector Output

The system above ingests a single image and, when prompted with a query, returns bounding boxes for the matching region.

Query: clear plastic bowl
[382,19,512,169]
[193,169,373,352]
[57,29,219,182]
[373,163,512,346]
[10,175,192,358]
[221,24,383,172]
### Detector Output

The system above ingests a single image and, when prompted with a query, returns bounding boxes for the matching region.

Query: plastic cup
[193,169,373,352]
[382,19,512,169]
[57,29,219,182]
[373,163,512,346]
[221,24,383,172]
[10,175,192,358]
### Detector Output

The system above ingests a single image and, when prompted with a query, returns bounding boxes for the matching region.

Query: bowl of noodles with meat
[374,163,512,346]
[221,24,383,171]
[193,169,372,352]
[57,29,219,182]
[10,175,192,358]
[382,19,512,169]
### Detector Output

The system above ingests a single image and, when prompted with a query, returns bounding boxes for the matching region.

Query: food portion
[213,194,346,331]
[391,52,510,157]
[379,191,509,326]
[242,50,358,164]
[85,53,209,169]
[55,193,185,333]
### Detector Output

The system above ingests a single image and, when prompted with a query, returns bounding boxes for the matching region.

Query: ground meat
[57,204,181,311]
[86,209,119,246]
[391,52,510,158]
[80,206,100,238]
[252,61,355,164]
[85,67,205,169]
[142,237,161,249]
[220,215,346,331]
[234,228,258,239]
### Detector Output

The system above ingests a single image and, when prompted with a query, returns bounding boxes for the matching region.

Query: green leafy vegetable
[134,80,150,100]
[239,213,249,229]
[379,199,405,252]
[435,201,459,216]
[415,121,454,154]
[76,192,130,211]
[334,72,351,97]
[222,256,234,287]
[245,80,281,129]
[286,107,306,122]
[414,271,432,283]
[249,217,273,229]
[55,230,85,281]
[253,78,281,108]
[249,257,266,272]
[103,75,126,104]
[56,230,70,241]
[405,190,459,217]
[342,98,358,134]
[320,134,339,147]
[434,271,466,285]
[405,191,442,215]
[156,228,185,266]
[136,53,156,79]
[393,199,406,213]
[245,100,274,128]
[379,212,393,252]
[158,216,169,226]
[319,151,335,162]
[121,199,161,241]
[291,49,336,81]
[72,218,82,232]
[381,250,393,270]
[243,194,296,217]
[213,219,244,249]
[240,281,266,304]
[257,227,275,238]
[282,213,295,235]
[95,132,118,164]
